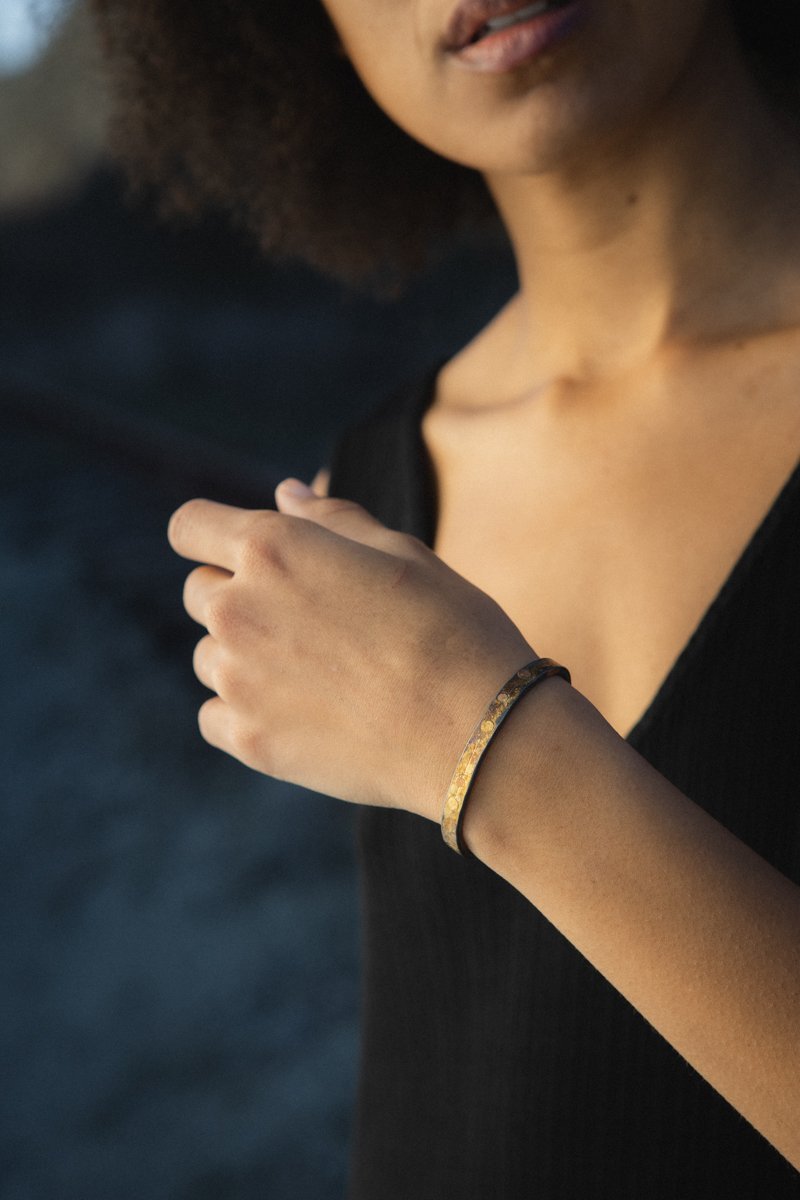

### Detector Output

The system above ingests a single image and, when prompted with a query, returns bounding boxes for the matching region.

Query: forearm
[462,677,800,1168]
[169,482,800,1160]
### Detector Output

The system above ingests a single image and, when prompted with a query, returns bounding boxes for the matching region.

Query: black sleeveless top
[328,365,800,1199]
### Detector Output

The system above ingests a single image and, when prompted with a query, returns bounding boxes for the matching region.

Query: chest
[422,384,800,739]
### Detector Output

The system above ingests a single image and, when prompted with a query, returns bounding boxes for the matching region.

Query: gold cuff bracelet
[440,657,571,857]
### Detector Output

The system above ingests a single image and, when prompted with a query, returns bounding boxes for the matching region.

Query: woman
[92,0,800,1194]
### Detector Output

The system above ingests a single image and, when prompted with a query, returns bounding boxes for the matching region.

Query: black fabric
[328,365,800,1199]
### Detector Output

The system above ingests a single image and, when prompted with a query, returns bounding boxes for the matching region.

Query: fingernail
[277,478,314,499]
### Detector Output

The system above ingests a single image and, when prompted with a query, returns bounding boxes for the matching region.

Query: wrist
[440,659,571,856]
[459,675,595,876]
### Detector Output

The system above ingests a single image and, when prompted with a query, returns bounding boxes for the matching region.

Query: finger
[168,498,261,571]
[192,634,220,693]
[183,564,232,626]
[274,478,403,552]
[198,699,265,774]
[197,695,232,753]
[311,467,330,498]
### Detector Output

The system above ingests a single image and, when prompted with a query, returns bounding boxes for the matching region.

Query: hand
[168,479,535,821]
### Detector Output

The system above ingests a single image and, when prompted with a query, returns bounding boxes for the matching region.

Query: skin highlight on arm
[461,675,800,1169]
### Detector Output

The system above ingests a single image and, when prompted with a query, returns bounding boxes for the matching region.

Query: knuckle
[205,592,237,637]
[232,722,267,767]
[388,529,427,559]
[389,560,414,590]
[239,513,286,573]
[407,533,431,558]
[384,545,428,590]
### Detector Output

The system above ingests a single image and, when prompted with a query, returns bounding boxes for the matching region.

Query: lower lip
[451,0,588,74]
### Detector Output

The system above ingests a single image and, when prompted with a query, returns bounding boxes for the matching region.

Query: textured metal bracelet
[441,657,571,857]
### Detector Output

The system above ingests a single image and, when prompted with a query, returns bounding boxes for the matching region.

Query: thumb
[275,478,396,550]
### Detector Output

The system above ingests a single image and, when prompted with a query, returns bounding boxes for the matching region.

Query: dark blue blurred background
[1,6,516,1196]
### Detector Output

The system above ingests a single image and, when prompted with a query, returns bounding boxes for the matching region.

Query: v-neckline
[404,360,800,749]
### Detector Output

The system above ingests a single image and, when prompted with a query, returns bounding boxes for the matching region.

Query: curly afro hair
[89,0,800,288]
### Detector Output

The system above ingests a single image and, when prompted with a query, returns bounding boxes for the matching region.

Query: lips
[444,0,568,51]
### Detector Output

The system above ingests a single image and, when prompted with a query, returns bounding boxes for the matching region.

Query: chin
[426,82,618,177]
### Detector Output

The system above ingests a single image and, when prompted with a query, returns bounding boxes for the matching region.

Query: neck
[485,19,800,392]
